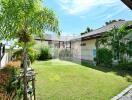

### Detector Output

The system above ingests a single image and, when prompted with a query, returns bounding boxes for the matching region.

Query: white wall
[71,41,82,59]
[71,39,96,61]
[1,53,9,68]
[81,39,96,61]
[35,40,49,46]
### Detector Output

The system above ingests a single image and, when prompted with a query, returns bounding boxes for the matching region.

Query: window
[93,49,96,57]
[80,43,86,46]
[128,41,132,58]
[128,41,132,49]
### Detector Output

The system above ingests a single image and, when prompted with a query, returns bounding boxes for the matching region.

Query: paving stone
[111,85,132,100]
[118,88,132,100]
[119,96,131,100]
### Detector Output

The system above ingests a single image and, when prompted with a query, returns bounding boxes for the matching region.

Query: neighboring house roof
[35,34,75,42]
[35,21,132,42]
[71,21,132,41]
[121,0,132,10]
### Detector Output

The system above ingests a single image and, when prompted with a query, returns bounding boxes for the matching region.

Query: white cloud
[61,32,73,36]
[58,0,120,15]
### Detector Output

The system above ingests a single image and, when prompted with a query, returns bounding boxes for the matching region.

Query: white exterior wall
[71,41,81,59]
[36,39,97,61]
[71,39,96,61]
[81,39,96,61]
[35,40,49,46]
[1,53,9,68]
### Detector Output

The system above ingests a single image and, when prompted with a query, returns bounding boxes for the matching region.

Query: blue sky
[44,0,132,36]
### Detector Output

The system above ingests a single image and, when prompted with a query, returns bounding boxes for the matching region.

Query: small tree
[96,23,132,63]
[0,0,60,99]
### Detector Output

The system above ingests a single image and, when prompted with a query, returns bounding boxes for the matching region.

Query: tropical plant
[13,48,38,64]
[0,65,20,99]
[95,48,113,67]
[96,23,132,63]
[37,46,52,60]
[116,61,132,70]
[59,49,72,60]
[0,0,60,99]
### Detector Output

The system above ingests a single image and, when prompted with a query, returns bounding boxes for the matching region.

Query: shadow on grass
[61,59,132,82]
[37,58,52,61]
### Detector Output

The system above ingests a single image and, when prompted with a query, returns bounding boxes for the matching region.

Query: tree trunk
[23,42,28,100]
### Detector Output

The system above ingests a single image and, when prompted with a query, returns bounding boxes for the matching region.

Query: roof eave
[121,0,132,10]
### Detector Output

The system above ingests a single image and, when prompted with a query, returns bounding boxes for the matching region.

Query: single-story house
[70,20,132,62]
[35,34,74,49]
[35,20,132,62]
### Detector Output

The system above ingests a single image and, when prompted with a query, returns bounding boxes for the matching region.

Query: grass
[32,59,132,100]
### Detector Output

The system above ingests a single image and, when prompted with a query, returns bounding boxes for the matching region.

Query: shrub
[51,47,59,58]
[0,64,20,99]
[59,49,72,60]
[12,48,38,63]
[6,60,21,68]
[0,61,24,99]
[37,46,52,60]
[96,48,113,67]
[116,62,132,70]
[28,49,39,63]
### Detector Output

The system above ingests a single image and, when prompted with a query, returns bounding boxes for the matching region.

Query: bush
[13,48,38,63]
[51,47,59,58]
[6,60,21,68]
[116,62,132,70]
[37,46,52,60]
[96,48,113,67]
[0,61,24,99]
[28,48,39,63]
[0,64,20,99]
[59,49,72,60]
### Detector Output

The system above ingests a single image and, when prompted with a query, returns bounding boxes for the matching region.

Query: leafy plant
[6,60,21,68]
[0,0,60,99]
[96,23,132,63]
[13,48,38,63]
[0,65,20,99]
[116,62,132,70]
[59,49,72,60]
[37,46,52,60]
[96,48,113,67]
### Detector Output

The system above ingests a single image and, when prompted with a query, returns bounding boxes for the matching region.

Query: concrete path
[112,85,132,100]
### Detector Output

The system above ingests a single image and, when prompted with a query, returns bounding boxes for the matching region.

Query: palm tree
[96,24,132,63]
[0,0,60,99]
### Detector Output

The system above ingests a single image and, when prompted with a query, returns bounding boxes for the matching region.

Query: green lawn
[32,59,131,100]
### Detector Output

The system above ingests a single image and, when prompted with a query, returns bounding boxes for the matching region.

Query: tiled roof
[35,34,75,41]
[71,20,132,41]
[35,21,132,42]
